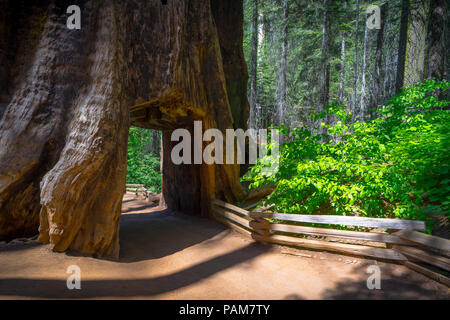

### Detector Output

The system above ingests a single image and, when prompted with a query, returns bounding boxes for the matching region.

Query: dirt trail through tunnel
[0,194,448,299]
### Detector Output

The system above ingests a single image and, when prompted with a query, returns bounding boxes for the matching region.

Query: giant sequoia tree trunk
[0,0,249,258]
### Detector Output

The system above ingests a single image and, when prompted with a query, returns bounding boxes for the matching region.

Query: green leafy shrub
[243,80,450,231]
[127,127,161,193]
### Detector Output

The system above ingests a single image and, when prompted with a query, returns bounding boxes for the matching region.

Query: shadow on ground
[118,207,231,262]
[0,242,269,299]
[321,262,447,299]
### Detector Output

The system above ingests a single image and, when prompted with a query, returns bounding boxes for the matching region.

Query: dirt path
[0,194,448,299]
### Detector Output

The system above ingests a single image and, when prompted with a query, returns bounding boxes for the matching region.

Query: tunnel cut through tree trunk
[0,0,249,258]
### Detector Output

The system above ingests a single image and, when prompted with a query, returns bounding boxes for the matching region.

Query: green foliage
[127,127,161,193]
[243,81,450,231]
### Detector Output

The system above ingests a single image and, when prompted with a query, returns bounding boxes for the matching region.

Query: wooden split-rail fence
[125,184,161,204]
[211,199,450,287]
[125,184,148,195]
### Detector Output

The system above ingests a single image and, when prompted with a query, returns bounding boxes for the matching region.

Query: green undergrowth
[243,80,450,233]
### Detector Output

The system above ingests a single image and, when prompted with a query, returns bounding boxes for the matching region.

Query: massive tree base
[0,0,249,258]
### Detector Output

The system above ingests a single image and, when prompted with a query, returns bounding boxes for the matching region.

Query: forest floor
[0,194,448,299]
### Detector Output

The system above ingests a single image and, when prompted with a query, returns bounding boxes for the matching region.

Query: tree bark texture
[404,1,428,87]
[370,2,387,117]
[395,0,410,94]
[0,0,249,258]
[249,0,259,130]
[278,0,288,127]
[351,0,359,121]
[425,0,447,81]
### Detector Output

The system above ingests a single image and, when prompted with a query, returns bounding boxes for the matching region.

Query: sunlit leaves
[242,81,450,231]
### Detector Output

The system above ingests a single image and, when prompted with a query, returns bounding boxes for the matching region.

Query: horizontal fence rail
[393,230,450,257]
[125,184,152,200]
[249,221,413,245]
[211,198,450,287]
[125,184,146,192]
[248,212,426,231]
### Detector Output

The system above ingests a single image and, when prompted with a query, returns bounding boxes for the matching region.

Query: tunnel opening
[126,126,162,197]
[120,124,230,263]
[123,125,162,218]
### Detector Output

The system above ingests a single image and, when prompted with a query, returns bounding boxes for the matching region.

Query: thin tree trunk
[249,0,259,129]
[338,34,346,104]
[319,0,329,133]
[338,1,348,106]
[395,0,410,94]
[425,0,447,81]
[278,0,288,127]
[359,20,369,121]
[384,6,397,101]
[151,130,160,157]
[371,2,387,117]
[404,1,429,87]
[352,0,360,120]
[383,11,395,102]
